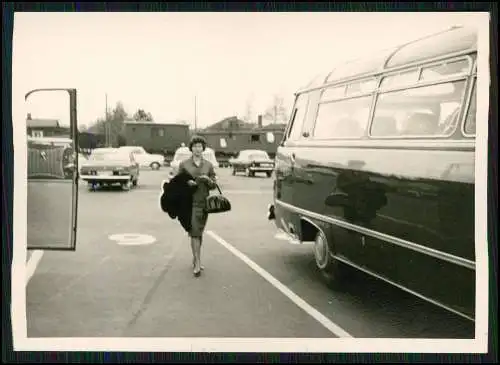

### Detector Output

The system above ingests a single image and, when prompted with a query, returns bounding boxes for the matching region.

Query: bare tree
[88,101,129,146]
[133,108,154,122]
[263,94,289,124]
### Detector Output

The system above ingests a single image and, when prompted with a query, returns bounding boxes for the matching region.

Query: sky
[12,11,487,130]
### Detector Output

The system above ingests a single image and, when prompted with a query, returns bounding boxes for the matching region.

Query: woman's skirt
[189,205,208,238]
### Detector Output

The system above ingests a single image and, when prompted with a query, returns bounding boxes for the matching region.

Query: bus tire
[313,229,343,289]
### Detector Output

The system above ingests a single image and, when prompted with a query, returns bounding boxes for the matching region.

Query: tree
[263,95,289,124]
[133,108,154,122]
[88,101,129,147]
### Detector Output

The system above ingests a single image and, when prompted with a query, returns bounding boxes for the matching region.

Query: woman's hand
[187,180,197,187]
[198,175,217,189]
[198,175,212,182]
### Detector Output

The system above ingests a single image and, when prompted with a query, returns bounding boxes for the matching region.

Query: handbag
[206,183,231,214]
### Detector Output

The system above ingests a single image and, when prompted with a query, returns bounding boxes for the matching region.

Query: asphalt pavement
[25,167,474,339]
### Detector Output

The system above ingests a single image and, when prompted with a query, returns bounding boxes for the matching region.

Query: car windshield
[241,151,269,160]
[90,152,127,161]
[174,153,192,161]
[203,151,217,163]
[174,149,217,163]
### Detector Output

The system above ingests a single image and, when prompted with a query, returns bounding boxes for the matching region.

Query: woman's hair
[188,135,207,151]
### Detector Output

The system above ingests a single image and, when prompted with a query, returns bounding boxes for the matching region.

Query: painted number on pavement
[108,233,157,246]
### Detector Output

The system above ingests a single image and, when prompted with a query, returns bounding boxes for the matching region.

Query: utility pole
[105,93,109,147]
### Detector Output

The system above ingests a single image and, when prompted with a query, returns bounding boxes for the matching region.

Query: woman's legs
[191,236,202,275]
[192,236,204,270]
[190,206,208,275]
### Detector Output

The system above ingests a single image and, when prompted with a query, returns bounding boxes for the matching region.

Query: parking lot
[26,167,474,338]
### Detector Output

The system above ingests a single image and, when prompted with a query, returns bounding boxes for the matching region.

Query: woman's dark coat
[160,171,195,233]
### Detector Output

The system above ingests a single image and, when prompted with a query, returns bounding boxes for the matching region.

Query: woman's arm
[205,164,218,190]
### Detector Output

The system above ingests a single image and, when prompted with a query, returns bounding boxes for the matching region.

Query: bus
[268,26,478,322]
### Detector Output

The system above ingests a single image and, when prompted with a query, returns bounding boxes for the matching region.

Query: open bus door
[26,88,79,251]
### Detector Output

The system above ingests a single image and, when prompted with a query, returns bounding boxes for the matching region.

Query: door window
[286,93,310,141]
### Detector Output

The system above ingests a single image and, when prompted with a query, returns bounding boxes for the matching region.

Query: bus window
[380,70,420,89]
[312,96,372,139]
[370,79,467,138]
[420,59,470,81]
[321,86,345,101]
[464,81,476,136]
[346,78,377,96]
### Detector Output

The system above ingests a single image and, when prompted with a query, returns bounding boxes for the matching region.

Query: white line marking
[206,230,353,338]
[26,250,44,286]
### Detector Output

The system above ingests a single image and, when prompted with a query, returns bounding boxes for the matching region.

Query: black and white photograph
[11,11,491,353]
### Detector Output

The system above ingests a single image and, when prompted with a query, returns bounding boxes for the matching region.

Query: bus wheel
[313,229,342,289]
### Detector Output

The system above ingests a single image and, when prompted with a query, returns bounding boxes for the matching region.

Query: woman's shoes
[192,258,204,271]
[192,258,204,277]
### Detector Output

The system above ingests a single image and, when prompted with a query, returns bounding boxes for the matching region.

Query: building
[26,113,70,138]
[195,115,287,165]
[122,121,191,156]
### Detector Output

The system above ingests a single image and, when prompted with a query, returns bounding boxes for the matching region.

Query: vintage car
[229,149,275,177]
[80,149,140,191]
[169,146,219,177]
[118,146,165,170]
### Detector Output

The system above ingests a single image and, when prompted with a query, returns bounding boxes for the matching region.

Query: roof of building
[26,119,60,128]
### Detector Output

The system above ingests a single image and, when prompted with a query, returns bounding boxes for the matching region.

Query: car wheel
[121,179,132,191]
[150,162,161,170]
[313,229,343,289]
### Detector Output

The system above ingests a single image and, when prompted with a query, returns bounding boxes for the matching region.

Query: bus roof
[299,26,477,92]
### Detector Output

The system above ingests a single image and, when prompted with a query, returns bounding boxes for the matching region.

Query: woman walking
[177,135,217,277]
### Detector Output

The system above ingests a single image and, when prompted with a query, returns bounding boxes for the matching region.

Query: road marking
[26,250,44,286]
[206,230,353,338]
[109,233,157,246]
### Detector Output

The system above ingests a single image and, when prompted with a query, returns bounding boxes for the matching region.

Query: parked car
[118,146,164,170]
[229,149,275,177]
[169,146,219,177]
[80,149,139,191]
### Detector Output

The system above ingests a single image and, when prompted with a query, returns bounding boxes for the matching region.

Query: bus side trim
[275,199,475,271]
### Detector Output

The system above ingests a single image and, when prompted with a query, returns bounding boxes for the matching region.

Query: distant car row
[27,136,276,192]
[169,147,275,178]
